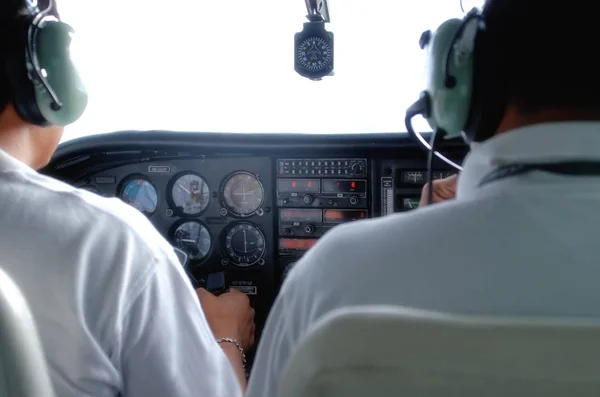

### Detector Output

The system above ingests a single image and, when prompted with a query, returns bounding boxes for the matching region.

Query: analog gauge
[169,173,210,215]
[224,223,266,266]
[296,36,332,72]
[173,221,212,261]
[222,172,264,216]
[120,177,158,215]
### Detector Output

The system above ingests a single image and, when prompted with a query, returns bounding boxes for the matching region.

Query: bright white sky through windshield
[58,0,474,141]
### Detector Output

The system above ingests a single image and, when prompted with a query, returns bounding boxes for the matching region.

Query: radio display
[277,179,320,193]
[323,209,367,223]
[280,208,323,223]
[279,238,318,251]
[322,179,366,194]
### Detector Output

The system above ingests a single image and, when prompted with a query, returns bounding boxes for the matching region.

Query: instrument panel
[74,158,275,305]
[74,157,375,286]
[72,155,462,294]
[275,158,369,280]
[378,163,457,215]
[49,131,468,370]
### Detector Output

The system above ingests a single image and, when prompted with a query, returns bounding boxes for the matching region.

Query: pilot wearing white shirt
[247,0,600,395]
[0,1,254,396]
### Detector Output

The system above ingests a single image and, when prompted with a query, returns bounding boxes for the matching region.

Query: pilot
[247,0,600,395]
[0,1,253,396]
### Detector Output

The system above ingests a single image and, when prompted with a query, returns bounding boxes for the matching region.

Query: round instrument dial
[120,177,158,215]
[173,221,212,261]
[170,173,210,215]
[222,172,264,216]
[296,36,332,72]
[224,223,266,266]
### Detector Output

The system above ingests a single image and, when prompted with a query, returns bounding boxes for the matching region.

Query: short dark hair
[0,0,21,113]
[0,0,59,115]
[481,0,600,114]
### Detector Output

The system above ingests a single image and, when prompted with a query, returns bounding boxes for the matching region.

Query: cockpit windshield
[59,0,475,141]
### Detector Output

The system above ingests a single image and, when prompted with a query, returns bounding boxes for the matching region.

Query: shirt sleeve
[117,250,243,397]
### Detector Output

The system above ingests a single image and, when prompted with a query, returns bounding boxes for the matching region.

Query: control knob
[303,194,314,204]
[349,196,359,205]
[304,224,315,234]
[351,162,364,174]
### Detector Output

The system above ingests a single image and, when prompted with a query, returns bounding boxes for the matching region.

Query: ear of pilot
[2,0,600,396]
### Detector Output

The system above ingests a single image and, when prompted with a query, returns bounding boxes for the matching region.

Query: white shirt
[0,149,242,397]
[247,121,600,397]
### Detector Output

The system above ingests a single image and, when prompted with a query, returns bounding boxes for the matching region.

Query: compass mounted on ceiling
[294,0,334,81]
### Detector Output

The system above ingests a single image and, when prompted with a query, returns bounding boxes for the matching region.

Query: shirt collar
[457,121,600,198]
[0,148,34,174]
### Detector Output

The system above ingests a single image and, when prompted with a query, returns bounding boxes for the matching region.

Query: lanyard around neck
[478,161,600,187]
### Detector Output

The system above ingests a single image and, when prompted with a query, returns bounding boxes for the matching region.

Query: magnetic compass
[296,36,332,73]
[295,22,334,80]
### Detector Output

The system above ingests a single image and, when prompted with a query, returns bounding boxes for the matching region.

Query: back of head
[409,0,600,144]
[480,0,600,117]
[0,0,23,113]
[0,0,87,132]
[0,0,60,116]
[0,0,89,169]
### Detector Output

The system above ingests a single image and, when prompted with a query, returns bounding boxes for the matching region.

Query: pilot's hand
[419,174,458,207]
[196,288,255,351]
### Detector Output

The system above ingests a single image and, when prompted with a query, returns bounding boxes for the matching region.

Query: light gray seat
[0,267,55,397]
[279,305,600,397]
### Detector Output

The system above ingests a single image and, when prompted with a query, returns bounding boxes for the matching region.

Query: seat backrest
[0,268,55,397]
[279,305,600,397]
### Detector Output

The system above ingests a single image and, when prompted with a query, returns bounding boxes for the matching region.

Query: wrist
[219,342,241,355]
[217,337,247,369]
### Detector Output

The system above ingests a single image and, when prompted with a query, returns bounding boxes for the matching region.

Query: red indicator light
[326,210,343,219]
[351,181,356,189]
[280,239,318,250]
[292,181,297,188]
[360,212,365,218]
[307,181,312,188]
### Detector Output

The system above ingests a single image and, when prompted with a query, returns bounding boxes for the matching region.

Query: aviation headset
[414,6,600,207]
[2,0,88,126]
[405,7,509,204]
[407,7,507,145]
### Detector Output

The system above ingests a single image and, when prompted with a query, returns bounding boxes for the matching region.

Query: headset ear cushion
[424,18,474,139]
[33,19,88,126]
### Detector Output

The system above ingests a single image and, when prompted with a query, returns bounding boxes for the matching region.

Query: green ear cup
[424,18,474,139]
[32,19,88,126]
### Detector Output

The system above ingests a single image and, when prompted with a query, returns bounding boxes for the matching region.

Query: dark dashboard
[42,130,468,365]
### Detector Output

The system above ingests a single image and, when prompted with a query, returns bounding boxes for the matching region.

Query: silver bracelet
[216,337,247,369]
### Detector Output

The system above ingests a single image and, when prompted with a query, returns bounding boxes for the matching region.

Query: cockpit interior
[25,0,477,369]
[42,131,468,367]
[8,0,560,395]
